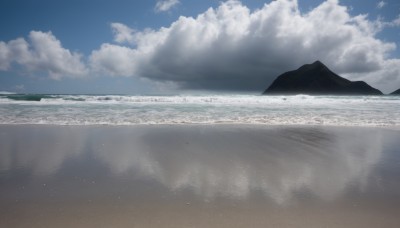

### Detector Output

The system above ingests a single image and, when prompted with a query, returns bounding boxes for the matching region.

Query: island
[263,61,383,95]
[390,89,400,95]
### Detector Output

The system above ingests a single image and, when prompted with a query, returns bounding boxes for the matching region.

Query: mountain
[390,89,400,95]
[263,61,383,95]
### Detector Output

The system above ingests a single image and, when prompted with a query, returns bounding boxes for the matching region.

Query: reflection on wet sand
[0,125,399,227]
[0,126,86,175]
[91,126,384,203]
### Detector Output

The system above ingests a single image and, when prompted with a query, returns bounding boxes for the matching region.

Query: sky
[1,0,400,94]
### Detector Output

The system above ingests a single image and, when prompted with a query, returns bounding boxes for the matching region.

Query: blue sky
[1,0,400,94]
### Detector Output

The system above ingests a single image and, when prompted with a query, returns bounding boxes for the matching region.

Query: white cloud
[0,31,87,79]
[155,0,180,12]
[90,0,400,93]
[370,15,400,33]
[393,16,400,26]
[385,15,400,27]
[377,1,386,9]
[90,43,140,76]
[111,22,136,44]
[0,42,11,70]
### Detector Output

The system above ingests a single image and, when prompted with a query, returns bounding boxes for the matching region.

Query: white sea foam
[0,95,399,126]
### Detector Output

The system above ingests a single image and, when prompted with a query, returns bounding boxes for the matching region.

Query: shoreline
[1,122,399,129]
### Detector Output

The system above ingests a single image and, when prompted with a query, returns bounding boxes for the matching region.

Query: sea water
[0,94,399,126]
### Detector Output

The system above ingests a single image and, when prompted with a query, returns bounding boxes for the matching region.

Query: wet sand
[1,125,400,227]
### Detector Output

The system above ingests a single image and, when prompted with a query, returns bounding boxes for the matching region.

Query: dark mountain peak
[301,60,325,69]
[311,60,324,67]
[294,60,332,78]
[263,61,382,95]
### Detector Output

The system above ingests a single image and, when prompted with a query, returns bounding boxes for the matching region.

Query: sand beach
[1,124,399,227]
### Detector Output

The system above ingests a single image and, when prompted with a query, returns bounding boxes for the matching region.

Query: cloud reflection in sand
[0,127,86,176]
[0,126,384,204]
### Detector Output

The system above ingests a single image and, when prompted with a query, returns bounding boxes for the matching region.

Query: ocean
[0,94,399,126]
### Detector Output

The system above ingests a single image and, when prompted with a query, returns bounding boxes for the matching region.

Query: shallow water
[0,125,400,227]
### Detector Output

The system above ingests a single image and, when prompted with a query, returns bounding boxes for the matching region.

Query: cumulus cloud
[377,1,386,9]
[90,43,139,76]
[155,0,180,12]
[0,31,87,79]
[111,22,136,44]
[90,0,400,92]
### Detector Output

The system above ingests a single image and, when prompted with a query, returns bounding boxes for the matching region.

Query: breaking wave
[0,94,399,126]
